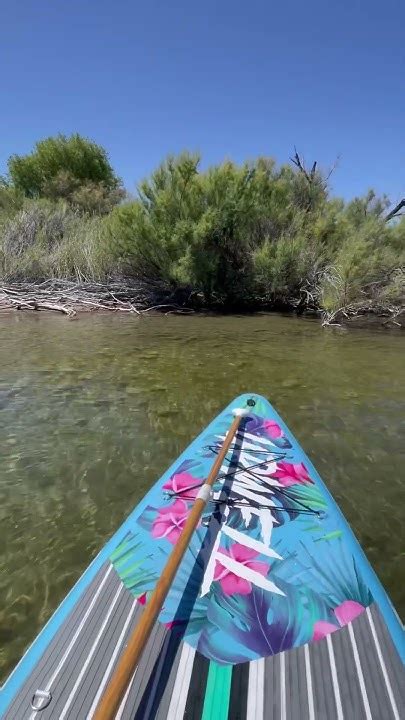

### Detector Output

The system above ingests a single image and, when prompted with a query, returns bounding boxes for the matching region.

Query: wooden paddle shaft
[94,409,247,720]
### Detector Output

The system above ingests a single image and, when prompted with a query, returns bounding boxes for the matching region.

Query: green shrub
[182,161,264,304]
[107,154,328,305]
[253,229,322,303]
[106,154,201,282]
[319,217,398,311]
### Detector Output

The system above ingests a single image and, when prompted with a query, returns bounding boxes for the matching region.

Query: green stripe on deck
[201,662,233,720]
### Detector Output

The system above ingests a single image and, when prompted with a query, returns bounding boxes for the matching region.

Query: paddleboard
[1,393,404,719]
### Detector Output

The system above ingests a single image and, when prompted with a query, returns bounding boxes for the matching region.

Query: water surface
[0,312,404,681]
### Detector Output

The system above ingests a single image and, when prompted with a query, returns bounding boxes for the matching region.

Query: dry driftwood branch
[35,302,76,316]
[0,291,76,316]
[0,280,194,317]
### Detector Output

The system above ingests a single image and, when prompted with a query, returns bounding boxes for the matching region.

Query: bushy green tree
[7,134,124,214]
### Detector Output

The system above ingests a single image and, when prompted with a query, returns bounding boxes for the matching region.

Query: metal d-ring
[31,689,52,711]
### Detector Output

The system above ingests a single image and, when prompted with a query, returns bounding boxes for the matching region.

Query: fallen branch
[34,302,76,316]
[0,280,194,317]
[1,293,76,316]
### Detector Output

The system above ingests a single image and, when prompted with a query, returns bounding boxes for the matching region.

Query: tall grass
[0,200,115,282]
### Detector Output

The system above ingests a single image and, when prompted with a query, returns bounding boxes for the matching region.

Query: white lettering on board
[200,434,285,598]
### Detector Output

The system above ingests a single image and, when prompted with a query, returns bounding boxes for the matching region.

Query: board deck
[1,393,404,719]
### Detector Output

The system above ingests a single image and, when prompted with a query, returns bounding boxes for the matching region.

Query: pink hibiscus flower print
[271,461,314,487]
[214,544,270,595]
[313,601,366,641]
[263,420,284,439]
[162,471,200,499]
[151,499,190,544]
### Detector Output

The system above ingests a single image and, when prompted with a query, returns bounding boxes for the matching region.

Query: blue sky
[1,0,404,204]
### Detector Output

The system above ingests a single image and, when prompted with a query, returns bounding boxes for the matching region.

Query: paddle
[93,407,249,720]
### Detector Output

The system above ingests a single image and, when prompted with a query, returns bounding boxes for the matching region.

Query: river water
[0,312,404,681]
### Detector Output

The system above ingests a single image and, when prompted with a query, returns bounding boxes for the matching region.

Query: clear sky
[1,0,404,204]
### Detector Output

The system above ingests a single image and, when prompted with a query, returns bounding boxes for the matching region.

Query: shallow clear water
[0,312,404,681]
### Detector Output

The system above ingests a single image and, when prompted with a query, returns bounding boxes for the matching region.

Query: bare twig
[385,198,405,222]
[325,155,341,181]
[290,148,311,183]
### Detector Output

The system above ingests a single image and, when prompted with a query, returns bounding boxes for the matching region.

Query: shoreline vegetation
[1,134,404,328]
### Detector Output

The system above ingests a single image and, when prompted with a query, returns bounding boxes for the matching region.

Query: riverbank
[1,278,404,328]
[2,146,404,333]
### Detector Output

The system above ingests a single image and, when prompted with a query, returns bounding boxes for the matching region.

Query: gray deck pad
[3,562,404,719]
